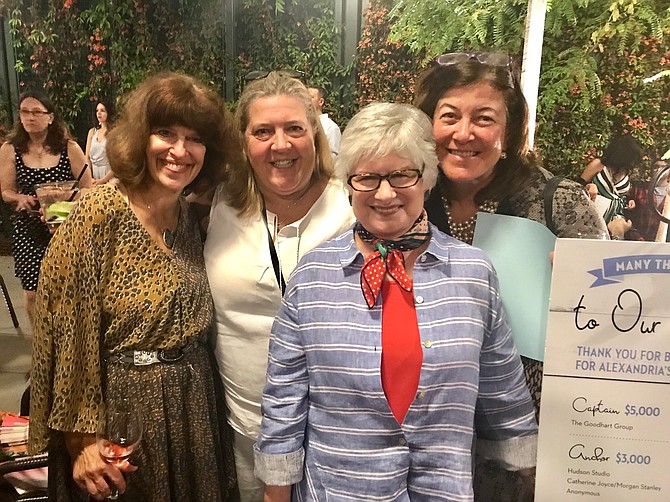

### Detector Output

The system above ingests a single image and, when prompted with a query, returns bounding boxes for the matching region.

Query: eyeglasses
[19,109,51,118]
[244,69,306,82]
[347,169,423,192]
[435,52,510,68]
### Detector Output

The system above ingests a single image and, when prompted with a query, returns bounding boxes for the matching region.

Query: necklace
[441,194,497,245]
[286,181,313,207]
[268,180,315,231]
[162,228,176,249]
[135,191,180,250]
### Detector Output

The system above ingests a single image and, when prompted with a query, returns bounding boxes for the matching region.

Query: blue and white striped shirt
[255,225,537,501]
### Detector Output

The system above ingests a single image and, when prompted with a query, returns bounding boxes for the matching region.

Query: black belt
[106,345,197,366]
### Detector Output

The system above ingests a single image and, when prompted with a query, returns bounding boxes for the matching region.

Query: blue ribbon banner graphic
[589,254,670,287]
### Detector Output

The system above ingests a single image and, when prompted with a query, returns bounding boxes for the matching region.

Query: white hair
[335,102,439,189]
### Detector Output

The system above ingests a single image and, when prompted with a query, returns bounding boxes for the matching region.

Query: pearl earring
[500,152,507,159]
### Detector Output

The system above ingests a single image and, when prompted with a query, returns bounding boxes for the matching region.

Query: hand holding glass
[96,403,143,500]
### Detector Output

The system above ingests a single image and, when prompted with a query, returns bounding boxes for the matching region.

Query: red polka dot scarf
[357,210,431,309]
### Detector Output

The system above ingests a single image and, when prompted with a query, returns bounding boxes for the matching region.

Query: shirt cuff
[253,446,304,486]
[477,434,538,471]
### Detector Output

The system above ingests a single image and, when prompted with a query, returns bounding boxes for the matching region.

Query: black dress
[13,147,73,291]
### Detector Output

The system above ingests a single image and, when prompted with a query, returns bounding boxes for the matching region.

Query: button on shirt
[254,226,538,501]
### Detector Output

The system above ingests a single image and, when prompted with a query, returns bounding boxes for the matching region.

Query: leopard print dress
[29,182,236,501]
[426,166,608,501]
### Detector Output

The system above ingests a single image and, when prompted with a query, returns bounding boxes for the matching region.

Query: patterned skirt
[48,344,237,501]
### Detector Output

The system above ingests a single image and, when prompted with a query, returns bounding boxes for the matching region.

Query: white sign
[536,239,670,501]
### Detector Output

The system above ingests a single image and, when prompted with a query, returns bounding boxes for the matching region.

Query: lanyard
[261,206,286,296]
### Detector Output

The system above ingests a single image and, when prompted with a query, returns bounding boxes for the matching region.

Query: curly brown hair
[414,61,539,204]
[106,72,241,193]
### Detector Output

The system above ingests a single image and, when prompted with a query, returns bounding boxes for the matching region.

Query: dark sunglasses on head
[435,52,510,68]
[244,69,306,82]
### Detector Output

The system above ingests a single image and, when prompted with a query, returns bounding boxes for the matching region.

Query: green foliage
[8,1,89,127]
[354,0,426,114]
[6,0,668,179]
[7,0,352,136]
[236,0,352,123]
[537,0,670,179]
[388,0,670,180]
[388,0,527,56]
[9,0,225,139]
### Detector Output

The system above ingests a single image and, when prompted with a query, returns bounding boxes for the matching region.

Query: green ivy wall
[1,0,669,180]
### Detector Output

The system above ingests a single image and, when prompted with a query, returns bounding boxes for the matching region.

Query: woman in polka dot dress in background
[0,90,90,323]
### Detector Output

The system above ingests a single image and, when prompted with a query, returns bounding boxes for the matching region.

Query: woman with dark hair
[205,71,354,501]
[85,99,115,184]
[416,53,609,242]
[0,90,90,323]
[580,135,642,223]
[415,53,610,500]
[29,72,240,501]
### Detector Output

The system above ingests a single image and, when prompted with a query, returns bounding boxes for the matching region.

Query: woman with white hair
[254,102,538,501]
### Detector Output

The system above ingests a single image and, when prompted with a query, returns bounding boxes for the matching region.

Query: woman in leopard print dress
[29,73,242,501]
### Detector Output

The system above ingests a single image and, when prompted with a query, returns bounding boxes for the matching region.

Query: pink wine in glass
[96,402,142,500]
[99,441,137,468]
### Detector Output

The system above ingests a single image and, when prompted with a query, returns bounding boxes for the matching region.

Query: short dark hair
[415,61,537,204]
[106,72,240,192]
[309,85,327,101]
[601,135,642,175]
[9,90,69,154]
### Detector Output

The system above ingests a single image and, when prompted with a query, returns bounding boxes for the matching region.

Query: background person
[415,52,610,500]
[205,71,354,502]
[0,90,90,324]
[255,102,537,502]
[29,72,239,501]
[580,135,642,223]
[308,85,341,158]
[85,99,115,184]
[625,159,670,241]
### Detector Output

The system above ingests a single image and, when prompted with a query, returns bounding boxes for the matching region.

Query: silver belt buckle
[158,348,184,363]
[133,350,160,366]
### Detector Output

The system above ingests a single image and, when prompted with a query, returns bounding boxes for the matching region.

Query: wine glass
[96,401,143,500]
[34,180,78,228]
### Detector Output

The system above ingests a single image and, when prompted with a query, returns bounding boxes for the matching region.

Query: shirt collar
[337,222,455,268]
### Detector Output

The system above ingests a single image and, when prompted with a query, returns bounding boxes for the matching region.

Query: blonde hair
[223,72,333,217]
